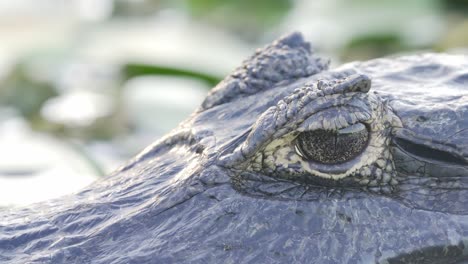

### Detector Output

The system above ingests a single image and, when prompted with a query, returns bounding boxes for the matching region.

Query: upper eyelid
[298,105,371,132]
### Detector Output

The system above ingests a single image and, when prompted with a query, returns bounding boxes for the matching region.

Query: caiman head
[193,32,468,213]
[187,32,468,262]
[1,32,467,264]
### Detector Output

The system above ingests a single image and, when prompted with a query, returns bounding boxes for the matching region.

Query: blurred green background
[0,0,467,206]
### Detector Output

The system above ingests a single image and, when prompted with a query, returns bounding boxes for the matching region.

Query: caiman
[0,32,467,263]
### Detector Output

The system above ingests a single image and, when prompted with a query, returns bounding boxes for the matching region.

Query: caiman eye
[295,123,369,164]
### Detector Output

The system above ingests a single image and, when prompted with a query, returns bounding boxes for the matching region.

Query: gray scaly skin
[0,32,467,263]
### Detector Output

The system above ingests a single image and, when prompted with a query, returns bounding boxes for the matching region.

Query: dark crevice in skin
[390,144,468,214]
[394,137,467,166]
[381,242,468,264]
[216,128,252,162]
[232,170,372,201]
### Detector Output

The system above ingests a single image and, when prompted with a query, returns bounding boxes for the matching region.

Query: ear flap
[200,32,329,110]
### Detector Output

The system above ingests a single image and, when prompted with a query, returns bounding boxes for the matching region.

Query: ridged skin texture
[0,33,467,263]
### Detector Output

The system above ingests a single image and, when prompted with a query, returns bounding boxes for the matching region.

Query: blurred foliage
[0,64,57,119]
[184,0,293,40]
[113,0,162,16]
[341,33,408,61]
[435,20,468,52]
[123,63,222,87]
[0,61,125,141]
[442,0,468,12]
[67,141,106,177]
[35,111,127,141]
[113,0,293,40]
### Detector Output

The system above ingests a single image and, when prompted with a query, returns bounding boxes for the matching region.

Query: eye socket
[295,123,369,164]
